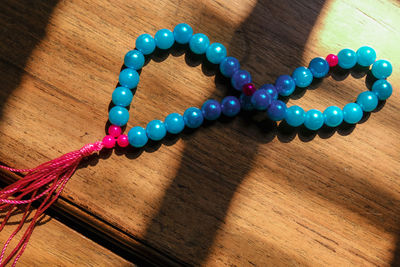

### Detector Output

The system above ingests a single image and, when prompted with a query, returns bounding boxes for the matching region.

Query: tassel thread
[0,141,103,266]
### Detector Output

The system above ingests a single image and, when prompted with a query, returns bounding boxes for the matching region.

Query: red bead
[102,135,116,148]
[326,54,338,67]
[108,125,122,137]
[242,83,257,96]
[117,134,129,147]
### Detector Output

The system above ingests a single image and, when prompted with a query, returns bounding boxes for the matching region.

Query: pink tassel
[0,141,103,266]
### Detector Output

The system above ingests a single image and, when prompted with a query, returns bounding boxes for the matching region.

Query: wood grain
[0,175,133,266]
[1,0,400,266]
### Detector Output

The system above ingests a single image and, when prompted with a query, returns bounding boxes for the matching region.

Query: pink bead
[242,83,257,96]
[117,134,129,147]
[326,54,338,67]
[108,125,122,137]
[102,135,116,148]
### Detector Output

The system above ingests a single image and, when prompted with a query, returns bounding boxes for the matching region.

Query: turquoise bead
[119,68,139,89]
[109,106,129,126]
[206,43,227,64]
[112,86,133,107]
[124,50,145,70]
[285,105,305,127]
[292,67,313,88]
[183,107,204,128]
[135,33,156,55]
[372,79,392,100]
[308,57,329,78]
[356,91,378,112]
[146,120,167,141]
[337,48,357,69]
[343,103,363,124]
[173,23,193,44]
[356,46,376,67]
[323,106,343,127]
[165,113,185,134]
[189,33,210,54]
[304,109,324,130]
[371,59,392,79]
[128,126,148,148]
[154,29,174,50]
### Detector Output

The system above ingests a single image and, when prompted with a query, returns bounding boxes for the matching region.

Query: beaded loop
[106,24,393,147]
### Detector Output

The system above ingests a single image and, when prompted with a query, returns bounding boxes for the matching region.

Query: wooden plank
[0,175,134,266]
[1,0,400,265]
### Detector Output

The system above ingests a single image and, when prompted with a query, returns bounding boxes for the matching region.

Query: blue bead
[128,126,148,148]
[356,91,378,112]
[275,75,295,96]
[323,106,343,127]
[292,67,313,88]
[304,109,324,130]
[146,120,167,141]
[189,33,210,54]
[201,99,221,120]
[343,103,363,124]
[260,84,278,100]
[112,86,133,107]
[267,100,287,121]
[221,96,241,117]
[285,105,305,127]
[135,33,156,55]
[154,29,174,50]
[119,68,139,89]
[219,57,240,78]
[239,94,254,111]
[251,89,271,110]
[124,50,145,70]
[165,113,185,134]
[109,106,129,126]
[231,70,251,91]
[184,107,204,128]
[371,59,392,79]
[356,46,376,67]
[206,43,227,64]
[308,57,329,78]
[372,79,392,100]
[337,48,357,69]
[173,23,193,44]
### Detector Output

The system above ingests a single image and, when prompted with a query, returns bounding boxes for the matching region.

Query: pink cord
[0,141,103,266]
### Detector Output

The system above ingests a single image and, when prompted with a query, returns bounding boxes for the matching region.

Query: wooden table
[1,0,399,265]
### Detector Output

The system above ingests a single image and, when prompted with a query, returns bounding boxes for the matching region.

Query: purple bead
[219,57,240,77]
[275,75,295,96]
[250,89,272,111]
[239,93,254,111]
[267,100,287,121]
[201,99,221,120]
[221,96,241,117]
[259,84,278,100]
[231,70,251,91]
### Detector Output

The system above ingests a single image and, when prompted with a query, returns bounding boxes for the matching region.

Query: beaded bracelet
[0,23,394,265]
[104,23,393,149]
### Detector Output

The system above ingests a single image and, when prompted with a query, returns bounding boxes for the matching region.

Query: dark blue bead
[201,99,221,120]
[275,75,295,96]
[250,89,272,110]
[239,94,254,111]
[308,57,329,78]
[259,84,278,100]
[267,100,287,121]
[231,70,251,91]
[221,96,241,117]
[219,57,240,78]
